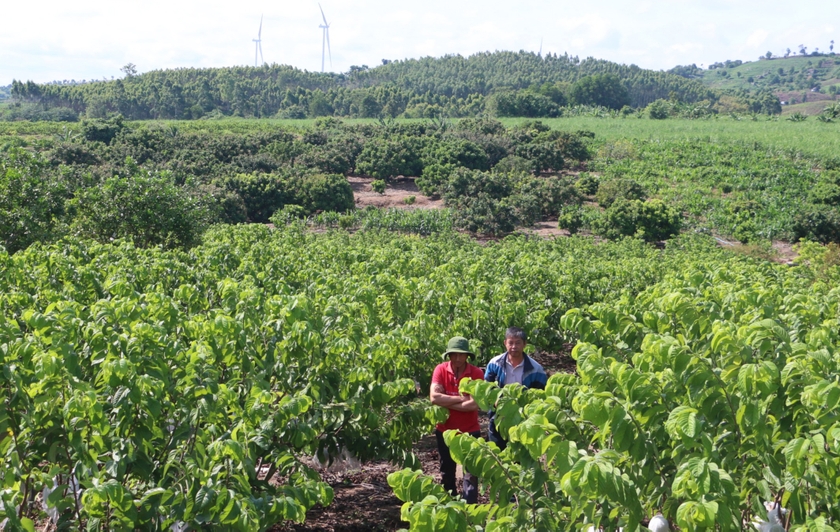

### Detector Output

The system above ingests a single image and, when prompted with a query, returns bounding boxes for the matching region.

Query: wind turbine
[318,4,332,72]
[538,38,543,57]
[253,15,264,66]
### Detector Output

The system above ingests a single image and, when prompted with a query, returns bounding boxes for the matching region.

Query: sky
[1,0,836,86]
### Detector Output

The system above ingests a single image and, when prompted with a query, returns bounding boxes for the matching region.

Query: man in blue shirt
[484,327,547,451]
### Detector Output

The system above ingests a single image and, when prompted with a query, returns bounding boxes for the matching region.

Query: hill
[8,51,720,120]
[672,55,840,114]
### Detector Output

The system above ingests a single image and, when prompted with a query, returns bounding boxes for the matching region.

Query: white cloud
[746,29,770,48]
[1,0,838,84]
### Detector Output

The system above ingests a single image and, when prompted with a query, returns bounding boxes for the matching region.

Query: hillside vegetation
[8,52,731,120]
[672,55,840,115]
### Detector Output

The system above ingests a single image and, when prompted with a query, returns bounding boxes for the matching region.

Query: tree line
[8,51,734,120]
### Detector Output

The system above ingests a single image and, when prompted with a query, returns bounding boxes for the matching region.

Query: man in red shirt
[429,336,484,504]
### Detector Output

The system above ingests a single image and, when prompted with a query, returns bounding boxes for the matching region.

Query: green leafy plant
[371,179,387,194]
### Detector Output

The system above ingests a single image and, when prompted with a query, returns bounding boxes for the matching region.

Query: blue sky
[1,0,835,85]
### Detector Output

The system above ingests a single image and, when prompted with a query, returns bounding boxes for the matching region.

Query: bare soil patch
[517,220,571,239]
[349,176,444,210]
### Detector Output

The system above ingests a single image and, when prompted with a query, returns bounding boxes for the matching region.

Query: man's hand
[450,395,479,412]
[430,383,479,411]
[430,383,467,408]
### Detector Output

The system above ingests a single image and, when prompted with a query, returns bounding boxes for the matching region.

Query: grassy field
[499,116,840,159]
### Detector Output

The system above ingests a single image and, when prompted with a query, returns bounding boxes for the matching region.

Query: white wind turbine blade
[259,41,264,65]
[319,3,329,26]
[259,14,263,40]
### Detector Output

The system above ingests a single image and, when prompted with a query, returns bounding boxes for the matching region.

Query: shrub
[558,206,585,234]
[355,135,423,180]
[456,117,506,136]
[297,173,355,213]
[454,194,518,236]
[595,178,646,207]
[516,176,582,218]
[647,99,672,119]
[193,183,247,224]
[513,142,564,173]
[0,149,69,253]
[493,155,532,175]
[488,91,561,118]
[575,173,600,195]
[296,135,363,175]
[269,204,308,226]
[809,172,840,205]
[417,162,458,196]
[48,142,101,167]
[444,168,513,203]
[443,169,517,235]
[592,198,682,242]
[792,204,840,243]
[220,173,293,223]
[81,116,125,144]
[371,179,386,194]
[403,195,416,205]
[71,172,213,249]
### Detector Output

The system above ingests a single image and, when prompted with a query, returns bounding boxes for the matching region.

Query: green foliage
[371,179,386,194]
[0,102,79,122]
[592,198,682,241]
[219,171,353,222]
[570,74,631,110]
[12,52,719,119]
[394,247,840,531]
[219,172,294,223]
[71,170,213,249]
[81,115,125,144]
[488,91,560,118]
[0,148,69,253]
[595,177,647,207]
[809,172,840,205]
[310,207,454,235]
[647,98,672,119]
[492,155,532,175]
[575,172,600,195]
[791,204,840,243]
[417,162,458,196]
[355,135,424,180]
[404,195,416,205]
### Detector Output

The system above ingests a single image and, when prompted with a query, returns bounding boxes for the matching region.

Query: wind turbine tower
[318,4,332,73]
[253,15,264,66]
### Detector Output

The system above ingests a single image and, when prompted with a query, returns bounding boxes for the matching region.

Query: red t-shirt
[431,362,484,433]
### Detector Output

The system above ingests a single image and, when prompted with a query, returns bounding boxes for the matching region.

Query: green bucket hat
[443,336,474,359]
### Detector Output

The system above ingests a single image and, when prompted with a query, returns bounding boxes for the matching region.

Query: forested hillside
[9,51,730,120]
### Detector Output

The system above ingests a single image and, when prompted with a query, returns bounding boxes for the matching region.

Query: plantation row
[3,226,840,530]
[4,116,840,257]
[1,226,712,530]
[393,240,840,531]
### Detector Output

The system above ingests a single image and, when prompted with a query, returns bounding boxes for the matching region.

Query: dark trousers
[435,429,480,504]
[488,417,507,452]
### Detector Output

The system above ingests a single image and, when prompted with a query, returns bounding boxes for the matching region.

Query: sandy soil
[348,176,444,210]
